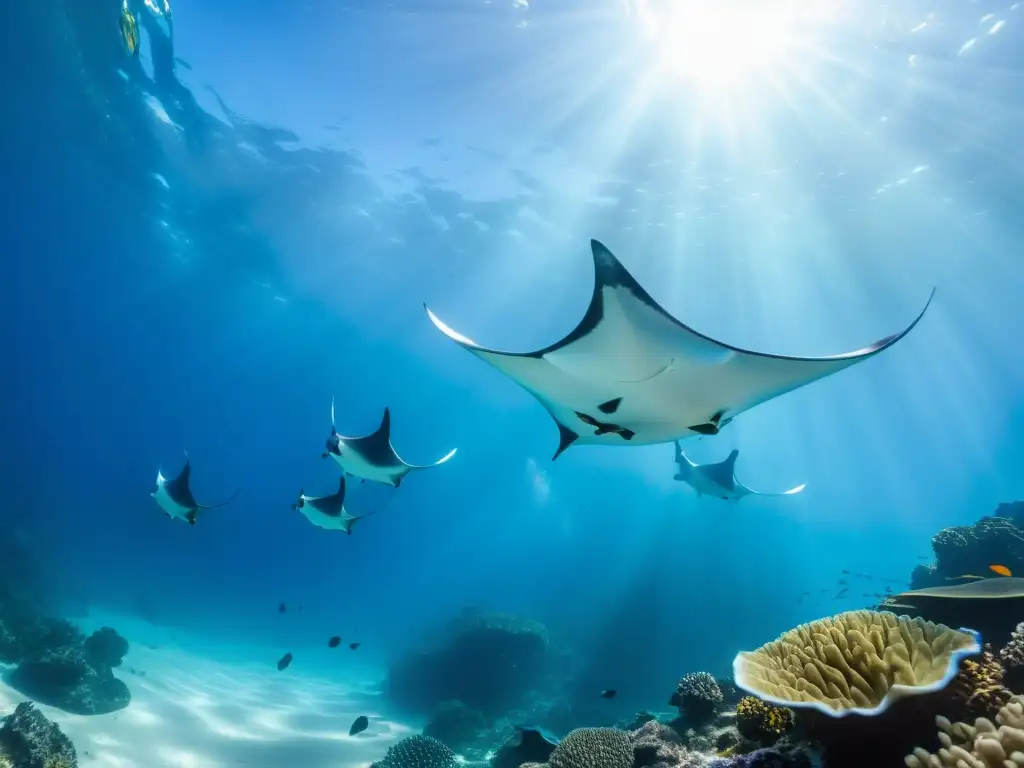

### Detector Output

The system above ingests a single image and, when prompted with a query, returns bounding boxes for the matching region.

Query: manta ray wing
[426,240,933,454]
[702,449,741,490]
[342,408,403,468]
[309,477,348,517]
[166,453,199,509]
[735,480,807,497]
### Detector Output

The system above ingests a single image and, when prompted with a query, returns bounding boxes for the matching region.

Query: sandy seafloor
[0,614,413,768]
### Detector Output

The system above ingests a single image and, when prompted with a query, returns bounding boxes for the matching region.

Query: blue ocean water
[2,0,1023,765]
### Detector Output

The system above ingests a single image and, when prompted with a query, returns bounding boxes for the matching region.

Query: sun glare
[634,0,800,88]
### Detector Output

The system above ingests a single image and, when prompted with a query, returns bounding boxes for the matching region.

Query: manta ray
[292,476,372,533]
[150,452,240,525]
[323,399,457,487]
[673,442,806,501]
[425,239,934,459]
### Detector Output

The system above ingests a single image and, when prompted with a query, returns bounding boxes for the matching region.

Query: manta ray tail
[199,489,242,510]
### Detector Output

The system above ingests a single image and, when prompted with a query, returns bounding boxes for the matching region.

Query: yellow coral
[733,610,981,716]
[736,695,795,742]
[905,693,1024,767]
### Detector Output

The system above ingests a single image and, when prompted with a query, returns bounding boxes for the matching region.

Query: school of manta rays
[151,238,934,529]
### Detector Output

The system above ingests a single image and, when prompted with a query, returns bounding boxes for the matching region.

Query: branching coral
[735,695,795,744]
[733,610,981,716]
[672,671,724,723]
[1000,622,1024,669]
[905,693,1024,767]
[548,728,633,768]
[949,648,1012,719]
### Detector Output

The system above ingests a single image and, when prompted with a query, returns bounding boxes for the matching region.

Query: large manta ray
[151,452,240,525]
[292,476,370,534]
[323,399,457,487]
[673,442,805,501]
[425,239,934,459]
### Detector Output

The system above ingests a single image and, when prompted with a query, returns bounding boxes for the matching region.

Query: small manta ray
[322,399,457,487]
[425,239,933,459]
[150,452,239,525]
[673,442,806,501]
[292,476,372,534]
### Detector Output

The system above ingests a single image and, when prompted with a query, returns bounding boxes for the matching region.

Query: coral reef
[422,699,488,753]
[386,610,553,718]
[671,672,724,725]
[734,610,980,714]
[10,644,131,716]
[948,647,1012,720]
[490,726,559,768]
[1000,622,1024,668]
[735,696,794,745]
[0,702,77,768]
[911,515,1024,591]
[548,727,633,768]
[369,734,457,768]
[629,720,704,768]
[905,693,1024,767]
[83,627,128,668]
[884,579,1024,648]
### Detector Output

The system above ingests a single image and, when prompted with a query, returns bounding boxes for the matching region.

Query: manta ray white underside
[325,400,457,487]
[674,443,806,502]
[426,239,934,459]
[151,452,239,525]
[293,477,366,533]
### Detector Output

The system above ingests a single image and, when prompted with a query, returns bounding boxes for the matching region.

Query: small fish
[882,602,916,609]
[947,574,984,581]
[277,652,293,671]
[349,715,369,736]
[278,602,287,614]
[328,636,341,648]
[990,564,1013,577]
[349,642,361,650]
[600,689,617,699]
[841,570,850,575]
[119,2,139,57]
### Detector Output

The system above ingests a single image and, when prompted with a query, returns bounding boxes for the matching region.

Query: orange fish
[990,564,1012,577]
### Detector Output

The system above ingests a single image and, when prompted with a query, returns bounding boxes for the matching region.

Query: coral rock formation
[672,672,725,724]
[369,734,457,768]
[83,627,128,668]
[10,644,131,716]
[386,610,552,718]
[734,610,980,714]
[912,516,1024,590]
[422,699,488,753]
[0,702,78,768]
[905,693,1024,767]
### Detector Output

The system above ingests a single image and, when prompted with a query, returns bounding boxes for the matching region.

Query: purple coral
[709,746,811,768]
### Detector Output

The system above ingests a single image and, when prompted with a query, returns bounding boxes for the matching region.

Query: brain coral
[733,610,981,717]
[371,734,457,768]
[548,727,632,768]
[905,693,1024,767]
